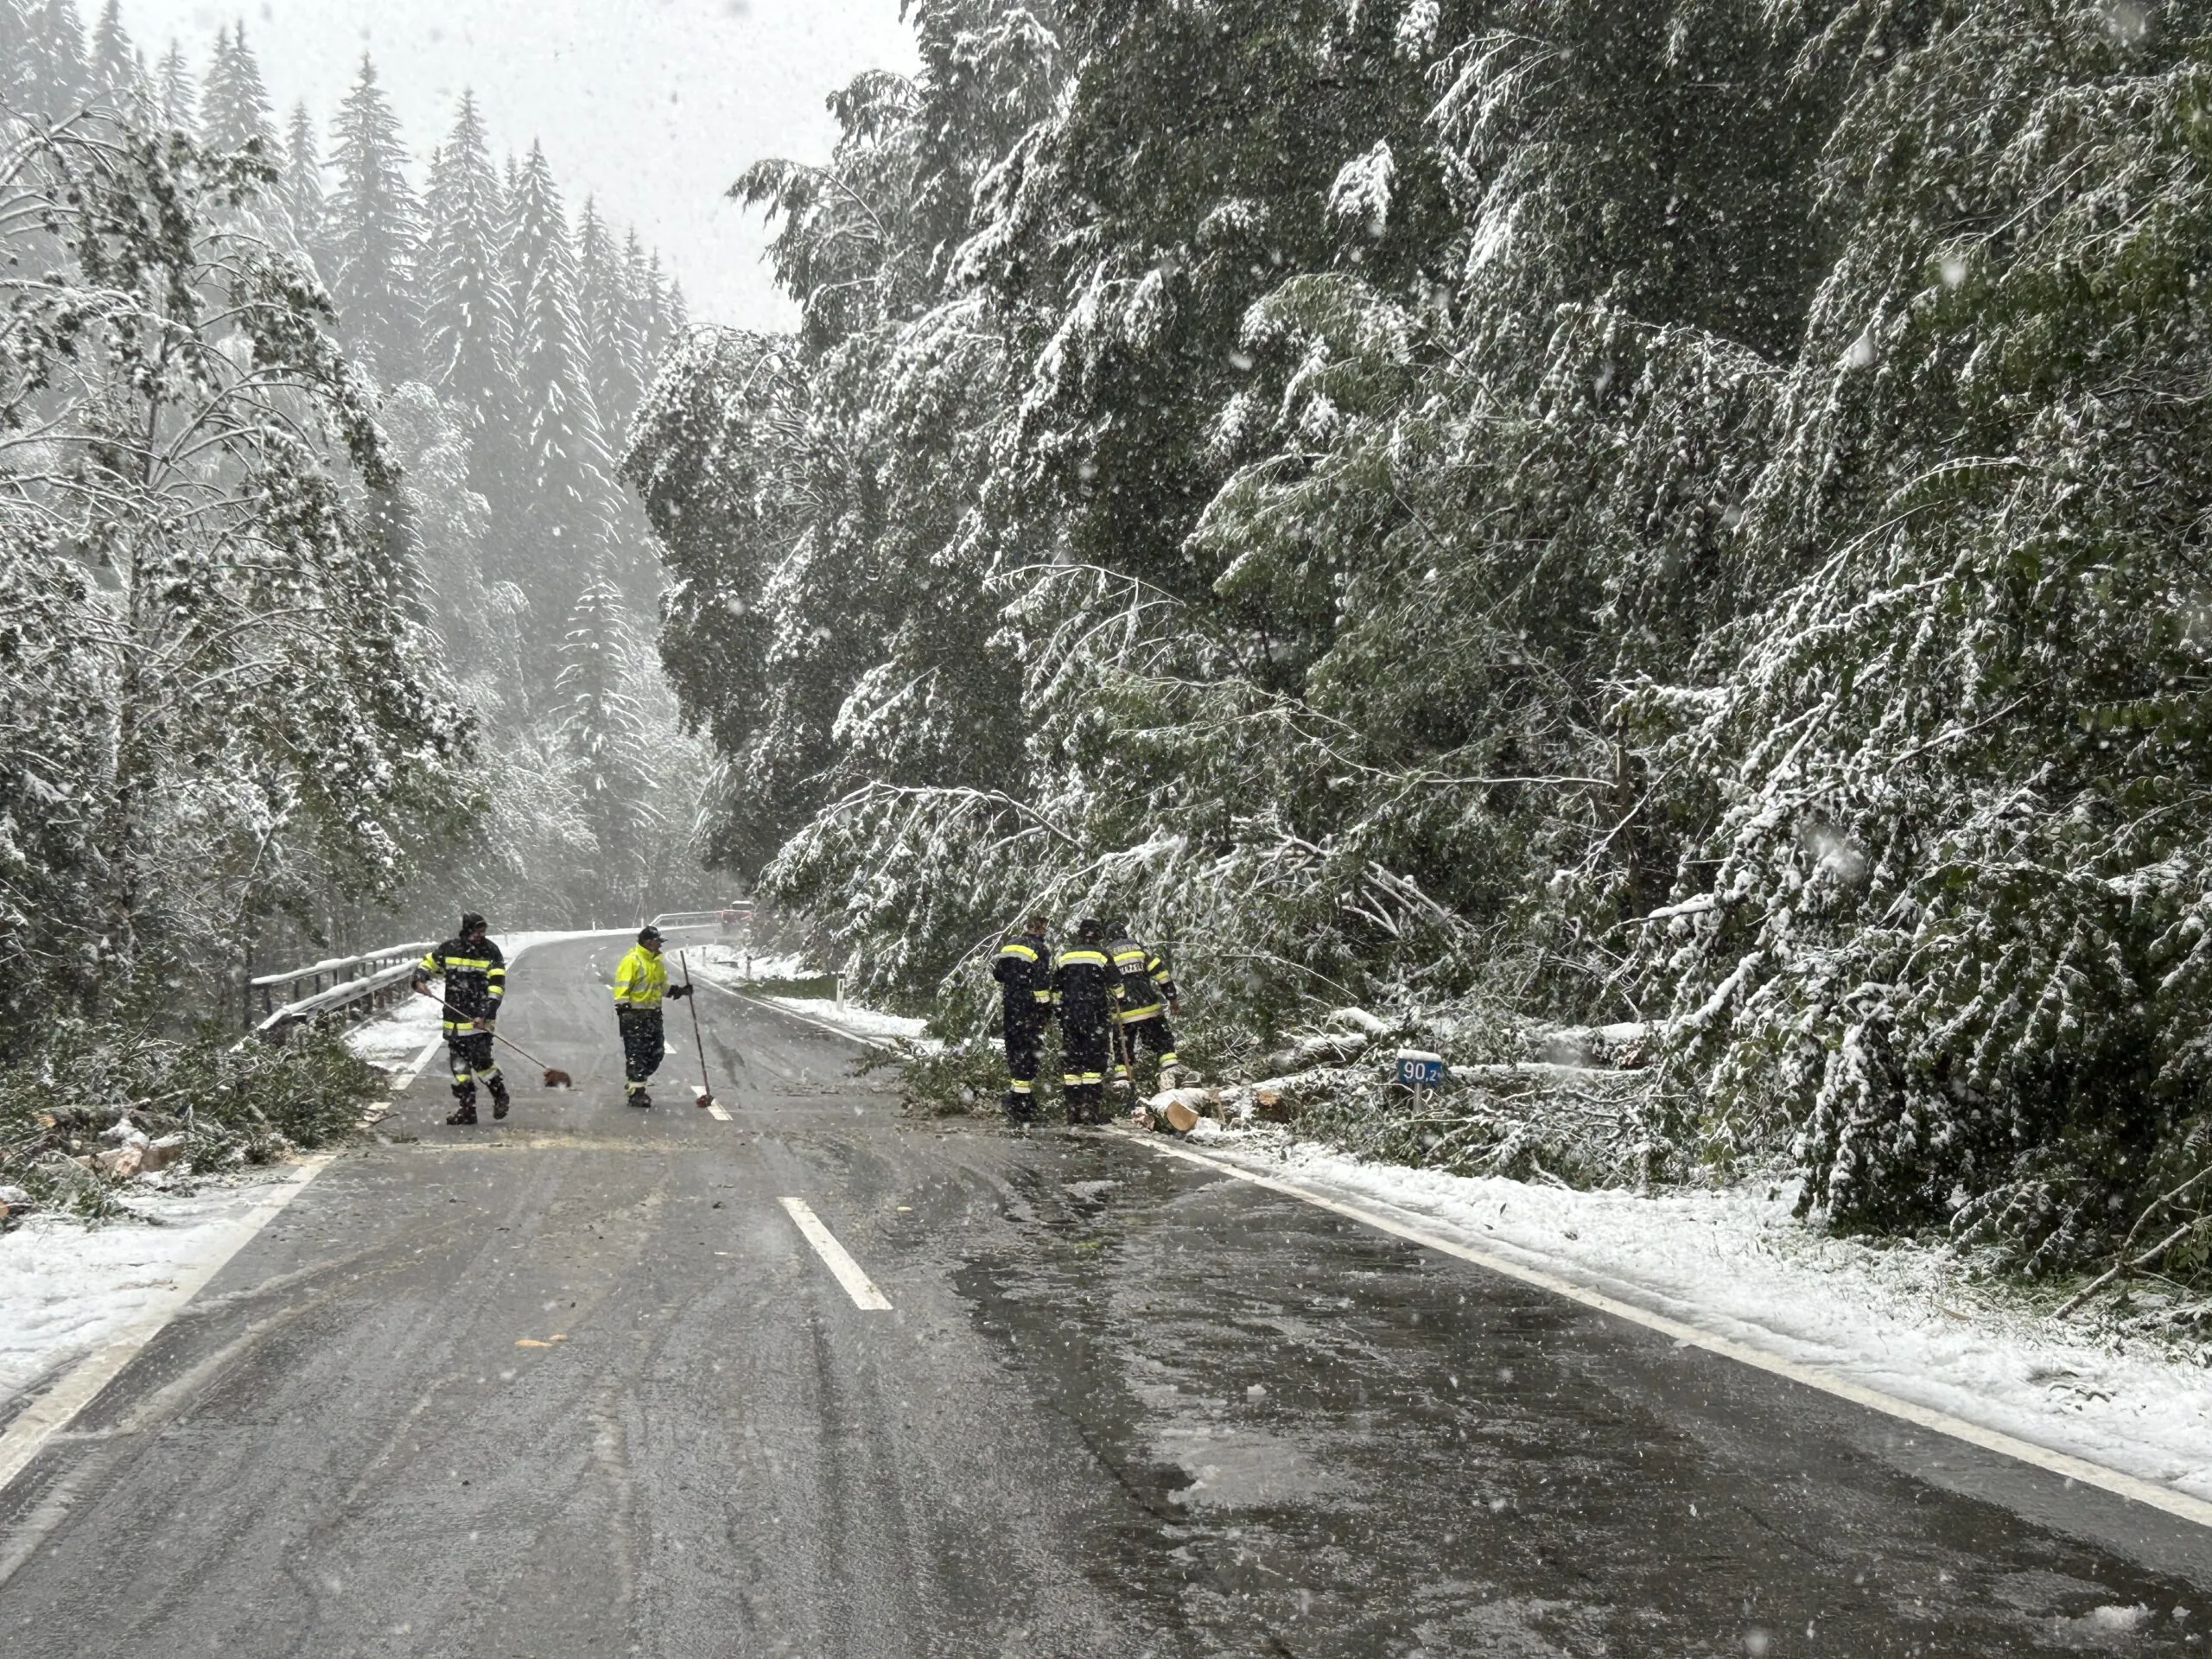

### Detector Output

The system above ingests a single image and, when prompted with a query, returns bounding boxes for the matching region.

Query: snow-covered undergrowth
[1180,1130,2212,1503]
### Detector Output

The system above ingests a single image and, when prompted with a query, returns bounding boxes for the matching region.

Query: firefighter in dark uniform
[612,924,691,1107]
[1052,917,1123,1125]
[1105,919,1180,1091]
[991,912,1054,1122]
[412,912,509,1126]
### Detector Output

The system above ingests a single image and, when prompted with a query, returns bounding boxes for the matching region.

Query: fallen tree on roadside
[0,1025,382,1226]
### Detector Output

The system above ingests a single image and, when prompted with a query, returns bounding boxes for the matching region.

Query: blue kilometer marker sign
[1395,1051,1447,1088]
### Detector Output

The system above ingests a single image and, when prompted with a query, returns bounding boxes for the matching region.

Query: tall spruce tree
[555,567,650,906]
[620,230,663,391]
[0,1,29,114]
[153,39,193,131]
[637,251,677,365]
[86,0,143,111]
[281,101,324,257]
[22,0,87,120]
[200,22,276,156]
[505,141,615,641]
[324,54,422,384]
[575,200,645,444]
[422,93,515,451]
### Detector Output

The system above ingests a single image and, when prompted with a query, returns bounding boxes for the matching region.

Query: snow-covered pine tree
[0,2,28,115]
[620,229,660,392]
[152,38,193,131]
[21,0,86,120]
[280,100,324,257]
[323,54,422,384]
[86,0,143,112]
[198,21,276,156]
[505,141,617,652]
[632,2,1063,977]
[636,250,679,365]
[555,567,651,910]
[575,200,645,447]
[422,93,518,482]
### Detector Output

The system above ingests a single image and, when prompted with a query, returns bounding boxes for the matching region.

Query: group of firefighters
[409,909,1185,1128]
[992,915,1183,1125]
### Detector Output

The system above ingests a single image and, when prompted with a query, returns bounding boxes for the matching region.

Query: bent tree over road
[1,933,2205,1655]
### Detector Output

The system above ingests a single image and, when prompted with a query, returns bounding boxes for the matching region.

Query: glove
[669,983,692,1000]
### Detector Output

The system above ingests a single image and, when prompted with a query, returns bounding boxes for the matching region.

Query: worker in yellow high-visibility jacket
[612,925,691,1107]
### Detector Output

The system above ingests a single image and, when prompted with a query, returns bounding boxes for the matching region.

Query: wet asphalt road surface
[1,931,2209,1656]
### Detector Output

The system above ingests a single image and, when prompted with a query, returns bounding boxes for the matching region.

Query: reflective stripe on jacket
[992,931,1055,1010]
[613,945,669,1008]
[1108,938,1175,1021]
[1052,945,1123,1027]
[415,938,506,1030]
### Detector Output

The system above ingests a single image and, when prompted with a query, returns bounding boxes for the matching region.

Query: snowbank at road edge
[1177,1128,2212,1506]
[0,1173,311,1421]
[685,944,931,1049]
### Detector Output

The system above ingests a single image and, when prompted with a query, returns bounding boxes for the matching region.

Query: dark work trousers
[446,1031,503,1104]
[1117,1013,1177,1080]
[620,1008,666,1096]
[1002,1007,1046,1112]
[1059,1017,1112,1123]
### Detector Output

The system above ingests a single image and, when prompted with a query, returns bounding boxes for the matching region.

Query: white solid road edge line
[1122,1130,2212,1535]
[778,1197,893,1311]
[392,1033,443,1093]
[0,1154,334,1499]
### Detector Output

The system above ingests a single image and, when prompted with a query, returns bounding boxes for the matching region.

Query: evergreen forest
[627,0,2212,1282]
[0,0,712,1062]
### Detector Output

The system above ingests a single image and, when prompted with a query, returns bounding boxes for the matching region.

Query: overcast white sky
[114,0,920,329]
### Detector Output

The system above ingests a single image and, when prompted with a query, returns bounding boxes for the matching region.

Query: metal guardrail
[251,942,433,1006]
[251,941,432,1036]
[256,957,424,1037]
[649,905,753,931]
[253,913,753,1038]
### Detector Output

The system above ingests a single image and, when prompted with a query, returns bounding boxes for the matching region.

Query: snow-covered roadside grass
[685,944,931,1049]
[1171,1126,2212,1505]
[0,1170,309,1423]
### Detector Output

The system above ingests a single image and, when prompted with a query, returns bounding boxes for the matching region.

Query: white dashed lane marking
[778,1197,892,1310]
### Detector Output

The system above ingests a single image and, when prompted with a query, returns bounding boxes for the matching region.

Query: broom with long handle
[679,950,716,1109]
[416,988,571,1087]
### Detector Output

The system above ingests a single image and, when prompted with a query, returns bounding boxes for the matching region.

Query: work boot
[628,1090,654,1109]
[446,1103,479,1126]
[488,1080,511,1121]
[1002,1090,1033,1126]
